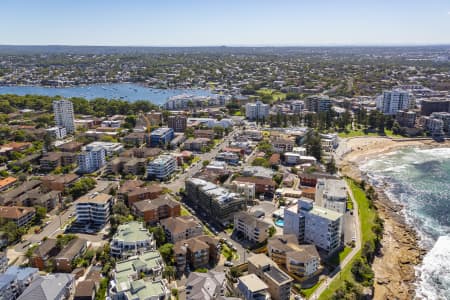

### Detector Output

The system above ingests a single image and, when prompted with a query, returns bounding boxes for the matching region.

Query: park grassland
[338,128,403,138]
[318,179,378,300]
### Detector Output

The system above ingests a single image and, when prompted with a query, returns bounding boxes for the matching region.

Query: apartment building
[77,146,106,174]
[268,235,320,279]
[29,238,59,270]
[420,98,450,116]
[0,266,39,300]
[245,101,270,121]
[54,238,87,273]
[53,99,75,134]
[85,141,124,156]
[41,174,79,192]
[110,221,155,259]
[247,254,293,300]
[376,89,410,115]
[75,193,113,228]
[0,206,35,227]
[132,194,180,224]
[185,178,246,225]
[396,110,417,128]
[122,132,146,146]
[110,251,168,300]
[147,154,177,180]
[234,177,276,196]
[183,138,211,151]
[237,274,270,300]
[271,137,295,153]
[284,198,343,254]
[160,216,203,243]
[315,179,348,214]
[234,211,271,244]
[168,115,187,132]
[0,177,17,192]
[174,235,220,274]
[120,184,163,206]
[305,95,332,113]
[46,126,67,139]
[146,127,174,147]
[17,273,74,300]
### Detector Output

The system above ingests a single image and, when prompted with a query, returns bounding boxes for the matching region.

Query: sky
[1,0,450,46]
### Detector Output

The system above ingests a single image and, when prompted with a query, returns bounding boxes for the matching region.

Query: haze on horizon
[2,0,450,46]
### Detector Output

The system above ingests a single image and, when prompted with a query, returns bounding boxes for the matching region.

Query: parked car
[224,261,234,267]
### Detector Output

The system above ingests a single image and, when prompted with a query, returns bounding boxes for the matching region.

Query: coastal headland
[337,137,450,300]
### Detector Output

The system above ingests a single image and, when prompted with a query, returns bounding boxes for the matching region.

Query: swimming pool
[274,219,284,227]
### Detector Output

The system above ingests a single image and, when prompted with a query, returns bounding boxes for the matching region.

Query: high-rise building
[284,198,343,254]
[245,101,270,121]
[146,127,174,147]
[77,146,106,174]
[167,115,187,132]
[75,193,113,227]
[52,100,75,134]
[305,95,332,112]
[376,89,410,115]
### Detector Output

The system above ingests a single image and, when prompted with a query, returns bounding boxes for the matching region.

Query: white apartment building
[376,89,410,115]
[76,193,112,227]
[319,133,338,153]
[85,141,124,156]
[53,99,75,134]
[46,126,67,140]
[315,179,348,214]
[101,120,121,128]
[147,154,177,180]
[234,211,271,244]
[110,221,155,259]
[284,198,343,254]
[77,146,106,174]
[246,101,270,121]
[160,216,203,243]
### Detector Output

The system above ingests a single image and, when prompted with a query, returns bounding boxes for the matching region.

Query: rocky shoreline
[337,137,450,300]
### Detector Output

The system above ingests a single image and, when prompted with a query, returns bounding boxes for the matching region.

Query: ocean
[361,147,450,299]
[0,83,214,104]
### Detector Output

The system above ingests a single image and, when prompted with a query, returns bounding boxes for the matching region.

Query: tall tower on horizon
[53,99,75,134]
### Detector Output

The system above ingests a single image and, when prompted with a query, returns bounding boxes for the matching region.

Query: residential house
[74,280,97,300]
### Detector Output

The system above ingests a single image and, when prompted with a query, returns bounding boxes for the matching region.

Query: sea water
[361,147,450,300]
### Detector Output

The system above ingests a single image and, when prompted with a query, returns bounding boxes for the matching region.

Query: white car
[224,261,234,267]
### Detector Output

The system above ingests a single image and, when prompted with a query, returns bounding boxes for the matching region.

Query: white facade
[101,120,121,128]
[234,211,271,244]
[53,100,75,134]
[284,198,343,253]
[46,126,67,140]
[245,101,270,121]
[77,146,106,174]
[85,141,124,156]
[315,179,347,214]
[147,154,176,180]
[376,89,410,115]
[110,221,155,258]
[76,193,112,226]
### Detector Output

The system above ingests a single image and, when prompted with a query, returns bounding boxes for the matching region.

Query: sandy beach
[337,137,450,300]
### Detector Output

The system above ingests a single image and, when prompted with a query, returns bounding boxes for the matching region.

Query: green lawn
[318,179,377,300]
[256,88,286,102]
[338,128,404,138]
[302,280,324,298]
[180,206,191,216]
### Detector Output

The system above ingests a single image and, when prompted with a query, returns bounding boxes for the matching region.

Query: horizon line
[1,43,450,48]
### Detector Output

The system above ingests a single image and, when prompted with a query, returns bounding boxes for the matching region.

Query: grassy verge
[180,206,191,216]
[338,128,404,138]
[302,280,324,298]
[221,244,239,261]
[318,179,377,300]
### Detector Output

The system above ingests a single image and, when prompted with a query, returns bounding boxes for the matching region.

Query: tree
[159,243,174,265]
[326,157,337,174]
[213,126,224,138]
[202,160,210,167]
[149,226,166,246]
[163,265,176,281]
[69,177,96,199]
[113,201,130,216]
[304,131,322,161]
[34,206,47,225]
[268,226,276,237]
[351,258,374,286]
